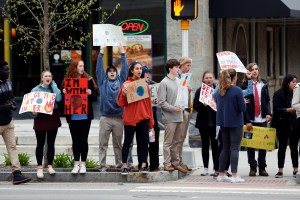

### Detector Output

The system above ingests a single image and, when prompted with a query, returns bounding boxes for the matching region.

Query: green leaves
[0,0,120,70]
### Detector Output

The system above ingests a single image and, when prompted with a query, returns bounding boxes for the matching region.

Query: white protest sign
[149,83,159,106]
[93,24,126,46]
[216,51,247,73]
[175,86,189,109]
[19,92,56,115]
[199,83,217,111]
[179,73,192,87]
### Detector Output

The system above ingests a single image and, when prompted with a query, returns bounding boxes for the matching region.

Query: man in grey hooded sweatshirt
[96,45,128,170]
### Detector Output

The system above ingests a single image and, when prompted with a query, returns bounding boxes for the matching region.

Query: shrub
[3,153,31,166]
[85,158,99,168]
[53,153,73,168]
[3,154,10,166]
[18,153,30,166]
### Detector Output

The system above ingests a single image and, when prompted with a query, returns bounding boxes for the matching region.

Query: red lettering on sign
[121,22,145,32]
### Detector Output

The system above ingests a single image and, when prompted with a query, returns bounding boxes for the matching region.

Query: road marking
[130,189,300,195]
[131,186,300,195]
[0,188,120,191]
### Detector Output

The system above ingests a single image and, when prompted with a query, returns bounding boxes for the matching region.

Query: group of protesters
[194,63,300,183]
[0,48,299,184]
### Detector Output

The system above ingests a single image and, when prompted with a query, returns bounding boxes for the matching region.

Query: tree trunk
[43,0,50,71]
[43,0,50,167]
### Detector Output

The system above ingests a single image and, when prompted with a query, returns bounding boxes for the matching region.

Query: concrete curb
[0,170,191,183]
[296,174,300,184]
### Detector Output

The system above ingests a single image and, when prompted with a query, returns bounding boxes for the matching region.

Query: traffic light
[171,0,198,20]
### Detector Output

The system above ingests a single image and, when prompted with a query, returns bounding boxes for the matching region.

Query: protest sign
[199,83,217,111]
[126,79,149,104]
[64,78,88,115]
[174,86,189,109]
[240,126,276,151]
[174,74,192,109]
[19,92,56,115]
[179,73,192,87]
[216,51,247,73]
[93,24,126,46]
[149,83,159,106]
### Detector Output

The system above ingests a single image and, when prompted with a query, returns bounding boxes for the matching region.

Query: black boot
[249,167,257,176]
[259,168,269,176]
[13,170,31,185]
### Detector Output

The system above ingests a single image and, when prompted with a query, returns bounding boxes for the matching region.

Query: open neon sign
[117,19,149,35]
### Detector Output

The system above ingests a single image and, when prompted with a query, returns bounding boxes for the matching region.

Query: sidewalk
[0,118,299,184]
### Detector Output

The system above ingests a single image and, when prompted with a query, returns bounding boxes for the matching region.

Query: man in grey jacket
[157,59,187,173]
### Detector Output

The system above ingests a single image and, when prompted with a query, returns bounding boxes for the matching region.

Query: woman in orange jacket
[117,60,154,175]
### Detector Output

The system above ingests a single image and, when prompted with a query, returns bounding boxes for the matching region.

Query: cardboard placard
[240,125,276,151]
[19,92,56,115]
[64,78,88,115]
[126,79,149,104]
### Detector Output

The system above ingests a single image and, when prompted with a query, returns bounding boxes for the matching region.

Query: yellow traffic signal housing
[171,0,198,20]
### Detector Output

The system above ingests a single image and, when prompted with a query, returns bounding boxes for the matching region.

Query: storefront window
[99,0,166,82]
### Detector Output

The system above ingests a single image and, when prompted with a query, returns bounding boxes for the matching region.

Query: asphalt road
[0,182,299,200]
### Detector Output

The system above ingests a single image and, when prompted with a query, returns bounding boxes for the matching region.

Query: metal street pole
[181,20,189,57]
[181,20,191,148]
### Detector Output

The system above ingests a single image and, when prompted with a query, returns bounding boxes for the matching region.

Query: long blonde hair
[219,69,237,96]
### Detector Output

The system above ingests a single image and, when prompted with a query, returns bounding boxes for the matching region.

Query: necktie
[254,82,260,117]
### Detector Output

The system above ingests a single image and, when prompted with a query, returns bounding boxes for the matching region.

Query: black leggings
[219,126,243,173]
[122,119,149,164]
[199,127,218,170]
[69,119,91,162]
[277,128,299,168]
[35,129,58,166]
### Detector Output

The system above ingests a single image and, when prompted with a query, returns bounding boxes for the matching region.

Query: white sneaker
[37,168,44,179]
[231,176,245,183]
[47,166,56,175]
[217,175,231,182]
[80,163,86,174]
[201,168,209,176]
[72,164,80,174]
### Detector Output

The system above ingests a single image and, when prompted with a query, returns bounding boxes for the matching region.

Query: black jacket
[0,80,15,125]
[271,89,296,129]
[241,79,271,122]
[193,85,216,128]
[64,77,99,123]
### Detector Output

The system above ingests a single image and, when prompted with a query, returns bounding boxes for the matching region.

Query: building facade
[1,0,300,100]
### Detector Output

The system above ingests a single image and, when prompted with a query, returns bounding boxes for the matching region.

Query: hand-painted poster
[19,92,56,115]
[199,83,217,111]
[216,51,247,73]
[126,79,149,104]
[64,78,88,115]
[241,126,276,150]
[179,73,192,87]
[174,73,192,109]
[113,35,152,69]
[93,24,126,46]
[149,83,159,106]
